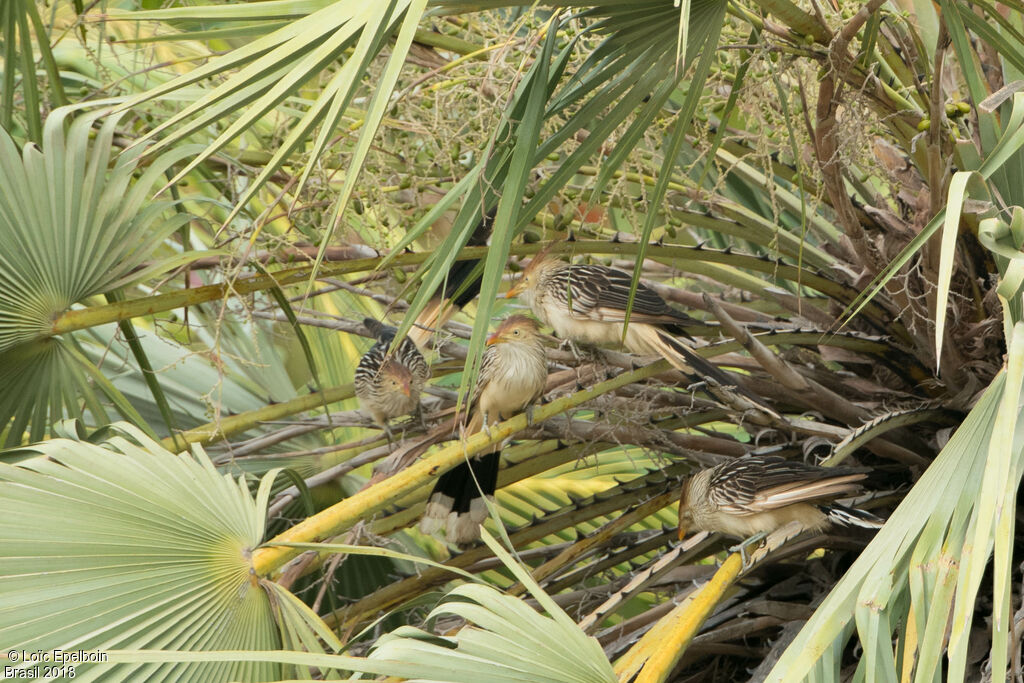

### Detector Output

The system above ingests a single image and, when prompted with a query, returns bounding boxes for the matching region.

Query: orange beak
[505,280,524,299]
[485,332,501,346]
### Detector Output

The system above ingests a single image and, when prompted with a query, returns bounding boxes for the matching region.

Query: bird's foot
[558,337,590,364]
[729,531,768,569]
[525,404,535,427]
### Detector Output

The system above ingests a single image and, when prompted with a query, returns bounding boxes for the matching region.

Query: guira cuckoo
[420,315,548,545]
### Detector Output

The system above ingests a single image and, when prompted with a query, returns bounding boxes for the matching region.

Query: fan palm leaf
[0,423,282,682]
[0,107,199,444]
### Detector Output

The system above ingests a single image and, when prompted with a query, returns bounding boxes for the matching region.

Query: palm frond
[0,423,281,682]
[0,107,202,442]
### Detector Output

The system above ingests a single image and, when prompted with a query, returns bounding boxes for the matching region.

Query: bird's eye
[513,329,520,335]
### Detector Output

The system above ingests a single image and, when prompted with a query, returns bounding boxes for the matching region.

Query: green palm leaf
[0,423,281,682]
[368,529,617,683]
[0,107,200,443]
[1,0,68,143]
[0,425,620,681]
[114,0,427,243]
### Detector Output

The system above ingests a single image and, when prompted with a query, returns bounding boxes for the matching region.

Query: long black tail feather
[363,317,395,343]
[656,329,778,416]
[420,450,500,545]
[409,211,495,348]
[443,209,494,308]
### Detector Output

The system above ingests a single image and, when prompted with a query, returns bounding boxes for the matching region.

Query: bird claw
[525,405,535,427]
[729,531,768,569]
[558,337,588,363]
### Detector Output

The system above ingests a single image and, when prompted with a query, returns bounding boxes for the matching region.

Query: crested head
[506,243,566,300]
[522,243,564,277]
[486,314,542,345]
[529,240,559,264]
[499,314,541,333]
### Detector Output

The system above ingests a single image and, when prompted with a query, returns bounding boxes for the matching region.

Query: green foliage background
[1,0,1024,680]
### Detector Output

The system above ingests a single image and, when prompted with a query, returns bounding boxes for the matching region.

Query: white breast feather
[478,342,545,421]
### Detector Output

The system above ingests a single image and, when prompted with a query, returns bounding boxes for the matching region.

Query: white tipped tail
[826,503,884,529]
[639,326,781,419]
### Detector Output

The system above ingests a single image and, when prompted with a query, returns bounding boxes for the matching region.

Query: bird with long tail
[420,315,548,545]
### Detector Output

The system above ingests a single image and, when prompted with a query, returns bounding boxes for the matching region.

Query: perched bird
[505,245,751,401]
[355,318,430,434]
[420,315,548,545]
[677,455,882,558]
[506,245,697,350]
